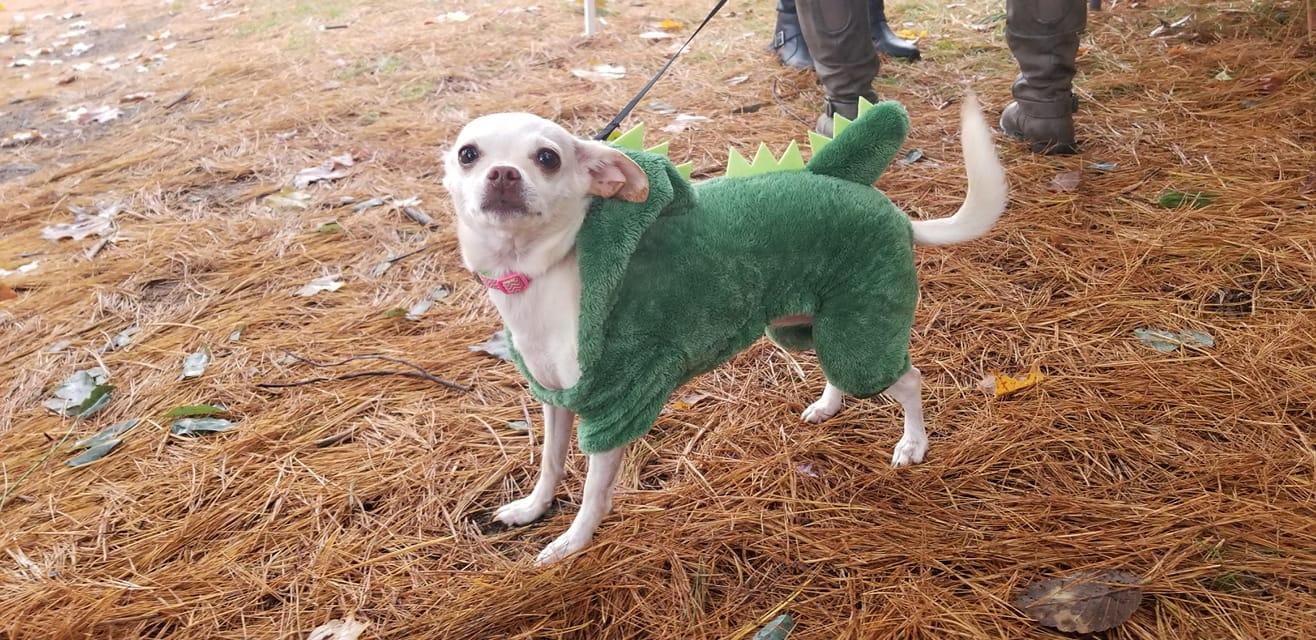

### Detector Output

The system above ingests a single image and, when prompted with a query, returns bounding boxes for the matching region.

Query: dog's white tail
[910,92,1008,246]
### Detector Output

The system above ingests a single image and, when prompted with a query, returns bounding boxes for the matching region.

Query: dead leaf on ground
[293,154,354,189]
[1014,570,1142,634]
[0,283,17,301]
[307,616,369,640]
[65,105,123,124]
[1,129,44,147]
[571,64,626,82]
[41,202,119,241]
[1050,170,1082,192]
[0,261,39,277]
[297,275,343,297]
[470,330,512,361]
[662,114,709,134]
[658,18,684,31]
[265,188,311,210]
[120,91,154,103]
[980,363,1044,398]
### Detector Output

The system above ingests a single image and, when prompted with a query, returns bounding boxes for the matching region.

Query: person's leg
[797,0,880,135]
[771,0,814,70]
[1000,0,1087,154]
[869,0,921,60]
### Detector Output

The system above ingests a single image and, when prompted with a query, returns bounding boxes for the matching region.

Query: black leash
[595,0,731,141]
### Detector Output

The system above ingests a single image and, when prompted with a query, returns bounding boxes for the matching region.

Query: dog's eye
[535,148,561,171]
[458,145,480,166]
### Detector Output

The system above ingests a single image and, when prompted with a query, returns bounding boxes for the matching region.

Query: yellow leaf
[894,28,928,41]
[990,364,1044,397]
[659,18,684,31]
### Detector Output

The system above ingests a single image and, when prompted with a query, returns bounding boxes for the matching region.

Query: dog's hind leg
[535,444,625,566]
[883,367,927,467]
[494,404,574,526]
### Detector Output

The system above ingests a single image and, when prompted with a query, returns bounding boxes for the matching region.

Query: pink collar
[476,270,532,295]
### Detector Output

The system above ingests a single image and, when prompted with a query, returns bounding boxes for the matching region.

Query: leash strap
[595,0,731,141]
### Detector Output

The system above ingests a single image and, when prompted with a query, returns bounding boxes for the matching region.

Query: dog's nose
[487,166,521,186]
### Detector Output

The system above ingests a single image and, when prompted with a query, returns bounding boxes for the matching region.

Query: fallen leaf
[71,418,140,450]
[1133,327,1214,352]
[1156,190,1216,209]
[228,324,246,342]
[670,392,710,411]
[170,417,235,436]
[571,64,626,82]
[399,201,436,227]
[1,129,43,147]
[67,418,140,466]
[658,18,684,31]
[662,114,709,134]
[351,197,386,213]
[0,283,16,301]
[405,285,450,321]
[43,368,112,416]
[506,420,530,432]
[469,329,512,361]
[181,349,210,379]
[294,154,354,189]
[1150,15,1192,38]
[1050,169,1082,192]
[317,220,343,233]
[0,260,39,277]
[1087,161,1118,172]
[120,91,154,103]
[1255,74,1284,94]
[165,404,227,418]
[1014,570,1142,634]
[897,148,924,166]
[67,440,121,467]
[894,28,928,41]
[426,11,471,24]
[382,308,407,318]
[307,616,369,640]
[753,613,796,640]
[41,202,118,241]
[795,462,819,478]
[725,74,749,86]
[65,105,122,124]
[297,275,343,297]
[1214,67,1232,82]
[109,325,138,350]
[265,188,311,210]
[645,99,677,115]
[988,363,1044,397]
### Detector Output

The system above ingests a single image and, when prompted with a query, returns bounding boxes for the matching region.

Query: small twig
[258,351,470,392]
[771,77,812,127]
[164,89,193,109]
[384,242,439,266]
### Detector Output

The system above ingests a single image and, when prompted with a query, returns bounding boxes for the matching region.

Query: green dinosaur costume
[509,101,918,453]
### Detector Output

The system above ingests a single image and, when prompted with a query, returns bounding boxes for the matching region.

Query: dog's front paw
[494,496,550,527]
[801,398,841,424]
[890,435,928,468]
[534,529,592,566]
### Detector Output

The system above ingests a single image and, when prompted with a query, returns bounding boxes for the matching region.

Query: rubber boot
[797,0,879,136]
[772,0,813,70]
[870,0,920,60]
[1000,0,1086,154]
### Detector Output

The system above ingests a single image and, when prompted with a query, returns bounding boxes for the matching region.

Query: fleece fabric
[509,101,919,453]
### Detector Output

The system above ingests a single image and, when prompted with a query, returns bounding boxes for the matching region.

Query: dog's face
[443,113,649,231]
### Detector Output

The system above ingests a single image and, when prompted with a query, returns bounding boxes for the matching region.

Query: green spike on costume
[511,100,918,453]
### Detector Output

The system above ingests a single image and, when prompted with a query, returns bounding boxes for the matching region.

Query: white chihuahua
[443,96,1007,565]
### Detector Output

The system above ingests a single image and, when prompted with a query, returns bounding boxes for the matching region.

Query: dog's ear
[576,140,650,203]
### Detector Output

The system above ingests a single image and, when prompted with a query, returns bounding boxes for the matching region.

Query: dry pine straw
[1,0,1314,638]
